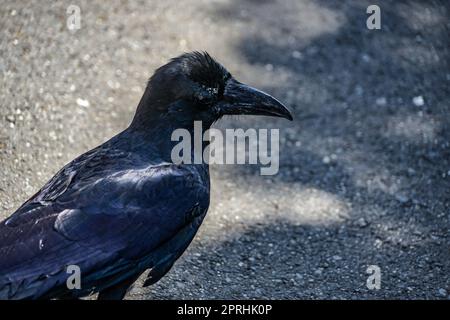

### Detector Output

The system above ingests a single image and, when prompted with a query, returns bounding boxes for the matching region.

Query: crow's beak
[220,79,293,121]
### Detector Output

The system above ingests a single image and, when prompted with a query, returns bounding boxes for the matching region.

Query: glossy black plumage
[0,52,292,299]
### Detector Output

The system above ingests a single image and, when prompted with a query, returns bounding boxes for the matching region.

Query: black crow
[0,52,292,300]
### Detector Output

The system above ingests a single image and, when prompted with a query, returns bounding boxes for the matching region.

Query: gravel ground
[0,0,449,299]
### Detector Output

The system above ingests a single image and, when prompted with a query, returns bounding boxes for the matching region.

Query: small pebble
[395,194,409,204]
[361,53,371,63]
[376,97,387,106]
[265,64,274,72]
[76,98,90,108]
[355,217,368,227]
[6,115,15,123]
[412,95,425,107]
[438,288,447,297]
[292,51,302,59]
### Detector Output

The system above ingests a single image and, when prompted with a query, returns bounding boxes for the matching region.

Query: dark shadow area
[147,218,448,299]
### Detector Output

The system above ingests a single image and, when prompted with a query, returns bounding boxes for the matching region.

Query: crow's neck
[126,97,214,163]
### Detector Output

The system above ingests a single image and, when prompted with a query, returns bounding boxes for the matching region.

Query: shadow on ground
[143,218,447,299]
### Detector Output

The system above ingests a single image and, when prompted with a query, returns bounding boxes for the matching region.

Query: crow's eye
[206,86,219,96]
[194,85,217,106]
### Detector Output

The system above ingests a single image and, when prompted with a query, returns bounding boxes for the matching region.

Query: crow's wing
[0,148,209,299]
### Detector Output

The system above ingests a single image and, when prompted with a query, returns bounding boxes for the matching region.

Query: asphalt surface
[0,0,449,299]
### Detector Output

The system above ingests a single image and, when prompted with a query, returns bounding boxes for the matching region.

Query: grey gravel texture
[0,0,449,299]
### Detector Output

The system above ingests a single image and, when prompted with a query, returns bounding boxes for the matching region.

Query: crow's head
[134,52,292,127]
